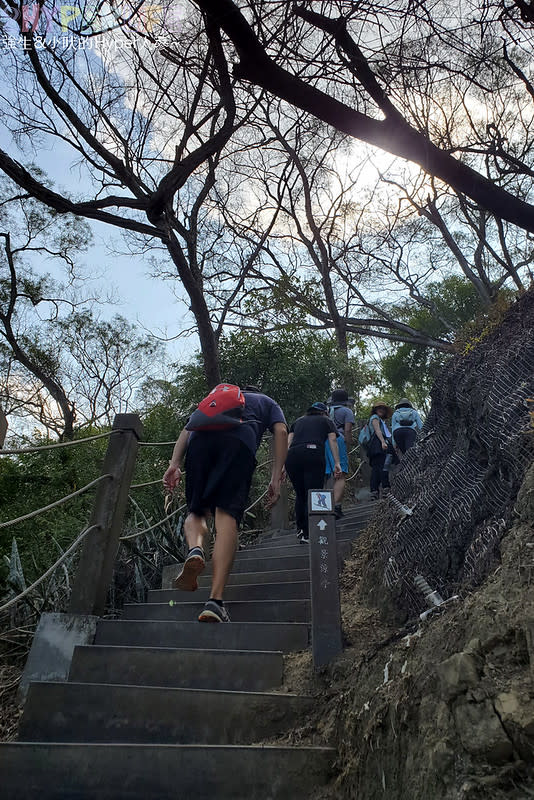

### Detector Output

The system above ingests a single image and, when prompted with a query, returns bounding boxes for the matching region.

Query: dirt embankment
[280,462,534,799]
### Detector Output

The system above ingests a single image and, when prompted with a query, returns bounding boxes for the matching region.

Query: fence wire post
[68,414,143,616]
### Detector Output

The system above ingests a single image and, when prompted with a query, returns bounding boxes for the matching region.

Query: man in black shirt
[285,402,341,543]
[163,388,288,621]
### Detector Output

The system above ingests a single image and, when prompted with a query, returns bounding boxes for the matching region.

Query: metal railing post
[68,413,143,616]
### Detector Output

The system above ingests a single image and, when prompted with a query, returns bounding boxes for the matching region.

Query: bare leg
[183,512,209,549]
[173,512,209,591]
[209,509,238,601]
[333,476,346,505]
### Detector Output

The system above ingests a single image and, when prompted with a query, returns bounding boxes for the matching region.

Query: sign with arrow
[307,488,342,668]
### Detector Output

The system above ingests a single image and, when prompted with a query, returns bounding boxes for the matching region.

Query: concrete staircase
[1,503,375,799]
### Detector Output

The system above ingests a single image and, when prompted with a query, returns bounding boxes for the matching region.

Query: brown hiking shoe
[173,547,205,591]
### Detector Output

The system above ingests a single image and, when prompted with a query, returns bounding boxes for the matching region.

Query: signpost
[308,489,343,668]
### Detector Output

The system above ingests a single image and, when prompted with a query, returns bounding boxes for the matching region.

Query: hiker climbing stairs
[1,503,375,799]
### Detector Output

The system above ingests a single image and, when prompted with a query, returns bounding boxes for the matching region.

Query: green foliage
[172,329,371,424]
[0,421,181,598]
[456,291,515,354]
[240,274,323,328]
[378,277,488,410]
[0,428,111,591]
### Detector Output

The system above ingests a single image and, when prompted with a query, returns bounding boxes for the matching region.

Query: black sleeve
[325,418,337,434]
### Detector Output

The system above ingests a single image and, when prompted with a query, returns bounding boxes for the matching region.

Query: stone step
[203,544,350,577]
[149,581,311,604]
[255,520,370,547]
[122,599,311,624]
[162,549,351,590]
[205,568,311,587]
[338,508,373,518]
[19,682,313,745]
[69,645,284,692]
[204,554,309,574]
[198,568,312,588]
[240,535,358,556]
[162,561,312,588]
[336,523,368,535]
[338,518,373,529]
[337,511,374,521]
[0,743,334,799]
[234,543,312,559]
[95,620,309,653]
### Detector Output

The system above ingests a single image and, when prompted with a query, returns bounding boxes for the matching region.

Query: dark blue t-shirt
[189,392,286,455]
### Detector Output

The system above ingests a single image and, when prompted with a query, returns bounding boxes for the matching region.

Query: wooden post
[69,414,143,616]
[270,481,289,530]
[269,435,289,530]
[308,488,342,668]
[0,408,7,448]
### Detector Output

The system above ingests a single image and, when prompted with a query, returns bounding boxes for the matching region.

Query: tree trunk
[165,228,221,387]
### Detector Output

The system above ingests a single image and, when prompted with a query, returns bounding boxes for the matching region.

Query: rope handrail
[130,478,163,489]
[0,524,100,615]
[244,486,270,515]
[120,504,187,540]
[346,462,363,482]
[138,440,176,447]
[0,430,113,455]
[0,474,112,529]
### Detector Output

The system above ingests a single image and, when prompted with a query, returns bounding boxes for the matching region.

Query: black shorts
[185,433,256,524]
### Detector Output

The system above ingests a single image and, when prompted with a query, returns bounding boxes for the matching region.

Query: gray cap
[395,398,413,409]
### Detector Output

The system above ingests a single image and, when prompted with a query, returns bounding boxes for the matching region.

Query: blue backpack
[359,416,387,452]
[358,422,372,449]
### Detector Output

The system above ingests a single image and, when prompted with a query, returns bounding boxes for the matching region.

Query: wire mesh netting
[380,290,534,614]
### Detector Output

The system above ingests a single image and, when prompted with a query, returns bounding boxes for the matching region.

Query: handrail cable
[244,486,270,514]
[0,524,100,615]
[0,474,112,529]
[120,504,187,540]
[0,431,113,455]
[346,462,363,482]
[138,440,176,447]
[130,478,163,489]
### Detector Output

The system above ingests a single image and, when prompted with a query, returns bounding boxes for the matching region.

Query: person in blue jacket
[391,398,423,454]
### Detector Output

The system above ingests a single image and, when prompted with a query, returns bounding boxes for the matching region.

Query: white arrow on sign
[317,519,327,531]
